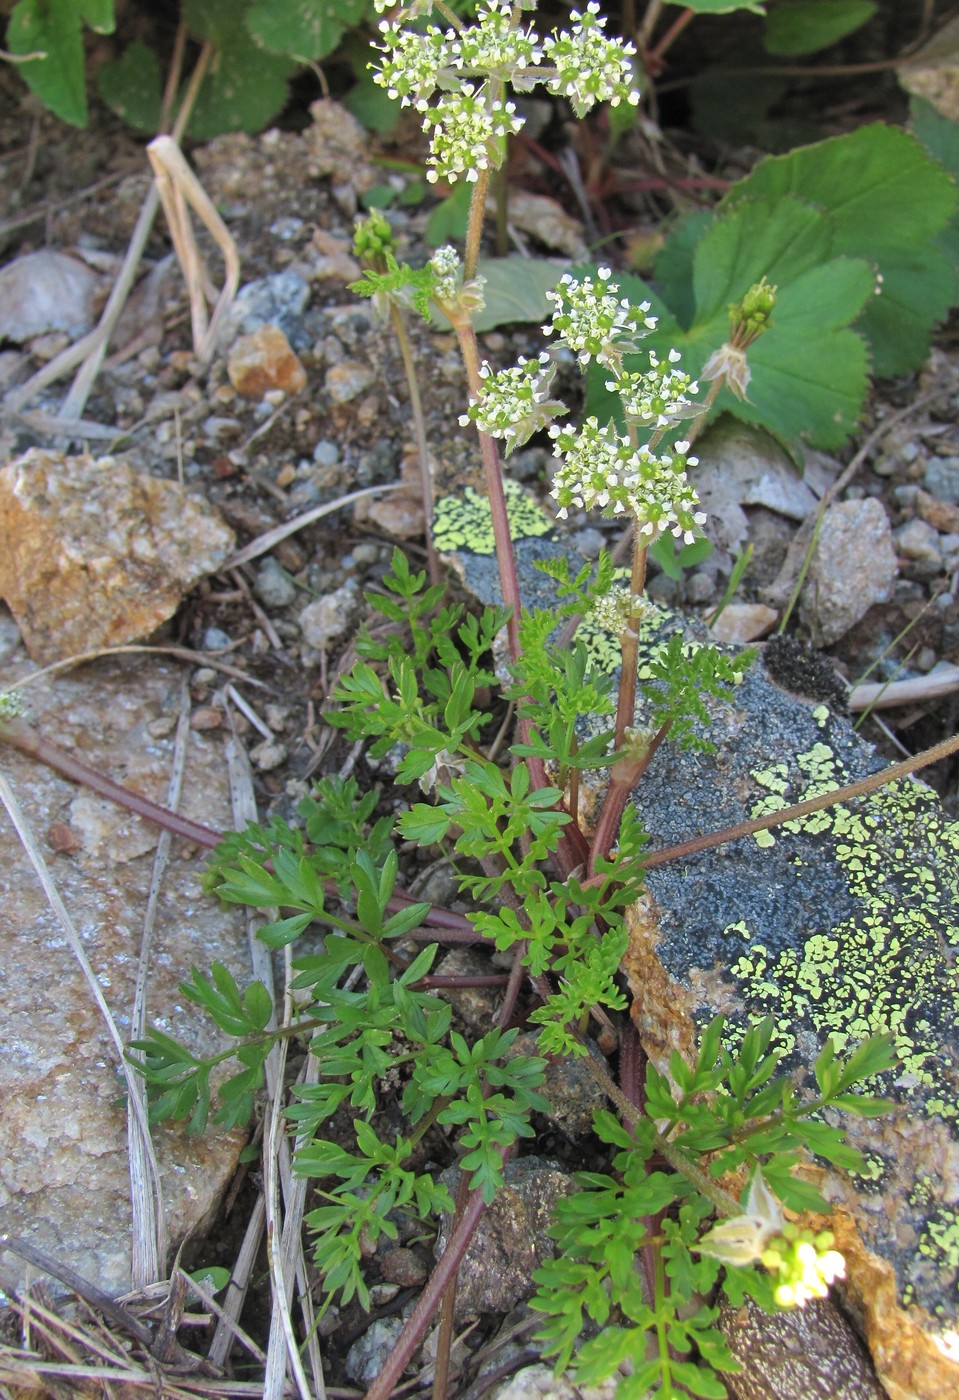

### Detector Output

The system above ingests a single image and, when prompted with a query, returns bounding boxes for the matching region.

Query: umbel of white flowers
[372,0,640,183]
[461,266,706,545]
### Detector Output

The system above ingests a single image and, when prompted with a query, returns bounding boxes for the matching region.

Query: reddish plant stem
[647,5,695,65]
[0,717,483,941]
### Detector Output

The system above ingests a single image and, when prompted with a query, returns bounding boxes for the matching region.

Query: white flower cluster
[373,1,640,184]
[458,352,561,450]
[544,267,657,368]
[542,2,640,118]
[549,417,706,543]
[422,87,522,183]
[590,586,648,635]
[608,349,699,429]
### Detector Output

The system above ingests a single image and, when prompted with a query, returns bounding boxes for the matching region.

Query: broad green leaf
[764,1,876,57]
[96,42,162,133]
[470,257,566,331]
[246,0,367,62]
[589,200,874,450]
[182,0,297,138]
[721,256,873,448]
[691,195,834,323]
[77,0,113,31]
[724,123,959,373]
[7,0,87,126]
[653,210,713,329]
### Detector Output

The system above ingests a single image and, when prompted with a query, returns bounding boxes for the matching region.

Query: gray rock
[0,250,103,342]
[436,1157,576,1320]
[720,1294,884,1399]
[298,580,359,649]
[0,659,250,1297]
[221,271,310,347]
[800,497,897,644]
[895,517,943,576]
[488,1364,617,1400]
[924,456,959,505]
[201,627,232,651]
[325,360,375,404]
[254,557,297,609]
[345,1316,406,1385]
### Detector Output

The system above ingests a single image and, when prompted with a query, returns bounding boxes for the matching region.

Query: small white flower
[607,349,699,428]
[460,352,564,451]
[542,2,640,118]
[544,270,656,368]
[422,85,523,183]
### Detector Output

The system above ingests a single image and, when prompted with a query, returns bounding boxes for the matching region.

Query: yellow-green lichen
[433,478,553,554]
[731,740,959,1105]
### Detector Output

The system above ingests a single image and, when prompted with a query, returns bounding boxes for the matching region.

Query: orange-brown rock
[0,449,234,663]
[227,323,306,399]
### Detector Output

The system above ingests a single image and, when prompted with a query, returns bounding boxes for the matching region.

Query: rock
[220,270,310,344]
[916,487,959,535]
[924,456,959,505]
[248,738,287,771]
[0,450,235,664]
[201,626,232,651]
[0,250,103,342]
[510,1032,608,1138]
[488,1363,617,1400]
[720,1294,885,1398]
[436,1157,576,1321]
[254,557,297,609]
[227,324,307,399]
[379,1246,430,1287]
[325,359,375,404]
[0,607,22,663]
[506,190,587,257]
[895,517,943,576]
[0,657,250,1297]
[799,497,897,644]
[345,1316,406,1386]
[692,420,823,553]
[710,603,778,643]
[298,580,359,650]
[303,99,376,214]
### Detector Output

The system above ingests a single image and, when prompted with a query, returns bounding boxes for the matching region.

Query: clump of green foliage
[71,0,907,1392]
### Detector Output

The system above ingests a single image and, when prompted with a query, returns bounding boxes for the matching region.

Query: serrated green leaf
[764,1,876,57]
[7,0,87,126]
[724,123,959,374]
[96,41,162,133]
[245,0,367,61]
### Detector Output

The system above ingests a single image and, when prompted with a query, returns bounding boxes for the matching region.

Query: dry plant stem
[389,299,440,584]
[0,1236,154,1349]
[641,729,959,871]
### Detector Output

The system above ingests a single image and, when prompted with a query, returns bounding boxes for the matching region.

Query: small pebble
[191,706,223,731]
[202,627,233,651]
[313,439,340,467]
[325,360,375,404]
[924,456,959,505]
[917,646,938,672]
[298,580,359,648]
[249,739,287,771]
[255,557,298,609]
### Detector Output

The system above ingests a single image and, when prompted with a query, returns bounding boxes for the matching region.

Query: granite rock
[800,497,897,643]
[0,450,235,664]
[0,658,250,1297]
